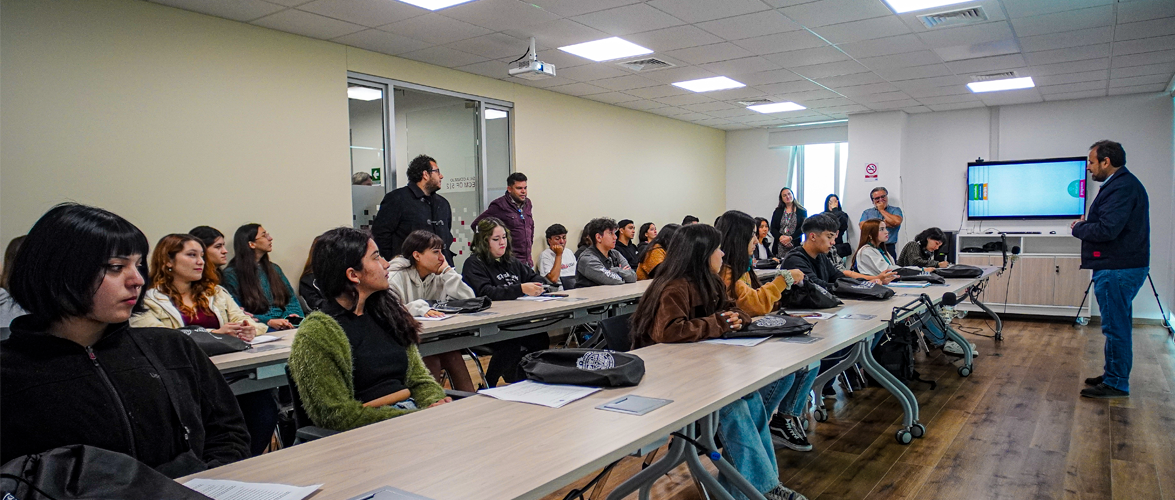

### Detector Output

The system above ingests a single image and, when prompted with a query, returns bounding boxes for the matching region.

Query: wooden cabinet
[954,234,1090,318]
[1017,256,1056,306]
[1051,257,1091,307]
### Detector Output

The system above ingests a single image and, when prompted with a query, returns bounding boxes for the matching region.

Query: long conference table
[191,269,999,500]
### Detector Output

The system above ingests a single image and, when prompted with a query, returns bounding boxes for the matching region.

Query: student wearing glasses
[372,154,455,265]
[859,187,903,258]
[222,224,303,330]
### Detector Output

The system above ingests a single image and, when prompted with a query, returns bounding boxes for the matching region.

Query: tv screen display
[967,157,1087,220]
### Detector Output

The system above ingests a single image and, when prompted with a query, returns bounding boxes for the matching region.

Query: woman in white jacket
[387,230,477,392]
[855,219,937,276]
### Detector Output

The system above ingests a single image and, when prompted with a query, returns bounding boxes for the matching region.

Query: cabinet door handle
[1055,265,1059,273]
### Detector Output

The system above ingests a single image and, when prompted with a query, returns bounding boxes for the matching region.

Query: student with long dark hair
[897,227,950,269]
[770,187,806,258]
[190,226,228,282]
[287,228,450,432]
[1,235,28,327]
[636,222,657,254]
[822,194,851,257]
[752,217,775,262]
[222,224,302,330]
[635,223,680,280]
[298,236,327,312]
[462,217,550,386]
[2,204,248,475]
[630,223,807,500]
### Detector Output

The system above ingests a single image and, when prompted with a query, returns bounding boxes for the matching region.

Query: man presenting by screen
[1072,140,1150,399]
[860,187,903,258]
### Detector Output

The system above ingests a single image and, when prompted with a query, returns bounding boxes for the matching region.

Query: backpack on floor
[871,321,936,390]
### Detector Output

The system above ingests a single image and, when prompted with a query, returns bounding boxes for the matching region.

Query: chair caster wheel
[958,366,972,377]
[814,408,829,422]
[911,423,925,438]
[801,417,810,431]
[896,429,913,444]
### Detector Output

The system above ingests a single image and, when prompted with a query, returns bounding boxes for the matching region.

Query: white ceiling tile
[515,74,580,89]
[1001,0,1112,18]
[297,0,427,27]
[503,19,609,50]
[572,4,686,36]
[1109,73,1172,87]
[1115,17,1175,41]
[673,112,715,121]
[1111,49,1175,68]
[934,39,1021,62]
[1113,35,1175,56]
[1019,27,1113,53]
[333,29,431,55]
[1118,0,1175,24]
[647,106,694,116]
[872,63,954,81]
[754,79,822,94]
[817,103,870,114]
[440,0,561,31]
[455,59,513,79]
[591,74,661,91]
[700,56,784,76]
[927,101,986,111]
[527,0,643,18]
[447,33,532,59]
[664,43,755,65]
[656,93,715,106]
[810,16,912,45]
[1110,62,1175,78]
[866,98,922,110]
[1107,82,1169,95]
[1042,89,1108,101]
[624,84,692,98]
[815,72,885,87]
[915,93,981,105]
[251,9,366,39]
[618,100,671,111]
[380,13,492,45]
[707,108,761,118]
[707,86,770,101]
[1024,58,1109,76]
[696,11,800,40]
[624,25,724,52]
[944,53,1027,74]
[859,50,943,70]
[556,63,630,81]
[739,68,806,85]
[779,0,893,28]
[917,22,1014,49]
[977,88,1043,105]
[1034,69,1109,86]
[398,46,487,67]
[1010,6,1114,38]
[853,90,913,103]
[526,49,591,70]
[836,34,928,58]
[762,46,850,67]
[1024,44,1110,66]
[586,91,642,104]
[639,65,721,84]
[647,0,771,24]
[777,88,840,101]
[732,30,830,55]
[903,105,932,113]
[152,0,284,22]
[903,84,970,98]
[681,101,740,113]
[797,96,854,108]
[834,82,899,97]
[543,82,610,95]
[1037,80,1107,95]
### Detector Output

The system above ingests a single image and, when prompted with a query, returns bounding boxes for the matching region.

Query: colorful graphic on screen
[967,159,1086,219]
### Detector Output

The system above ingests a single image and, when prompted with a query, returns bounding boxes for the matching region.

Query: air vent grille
[917,7,987,28]
[972,71,1018,82]
[735,98,773,106]
[616,57,675,72]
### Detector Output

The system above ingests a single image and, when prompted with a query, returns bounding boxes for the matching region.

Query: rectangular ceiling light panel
[747,101,806,113]
[348,86,383,101]
[966,76,1034,93]
[672,76,746,93]
[559,37,653,62]
[883,0,973,14]
[485,109,509,120]
[396,0,477,10]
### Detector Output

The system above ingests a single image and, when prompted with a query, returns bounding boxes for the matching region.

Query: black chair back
[599,314,633,352]
[284,365,313,430]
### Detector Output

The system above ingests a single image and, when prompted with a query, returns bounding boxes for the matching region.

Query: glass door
[347,80,391,231]
[481,105,512,211]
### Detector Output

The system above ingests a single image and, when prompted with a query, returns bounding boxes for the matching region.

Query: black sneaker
[1080,383,1129,399]
[769,414,813,452]
[1084,375,1103,386]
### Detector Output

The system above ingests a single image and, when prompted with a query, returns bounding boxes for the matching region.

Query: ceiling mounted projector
[508,37,555,80]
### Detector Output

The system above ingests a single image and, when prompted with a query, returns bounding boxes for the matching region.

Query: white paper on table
[702,337,772,347]
[478,380,600,408]
[785,311,836,320]
[184,478,322,500]
[414,314,452,321]
[247,335,283,345]
[517,296,559,302]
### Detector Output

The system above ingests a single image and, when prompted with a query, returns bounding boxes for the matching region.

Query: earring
[168,267,173,272]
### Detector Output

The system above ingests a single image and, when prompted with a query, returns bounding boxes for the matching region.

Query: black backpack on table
[834,277,895,300]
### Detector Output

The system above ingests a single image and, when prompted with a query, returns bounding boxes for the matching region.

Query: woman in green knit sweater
[288,228,450,432]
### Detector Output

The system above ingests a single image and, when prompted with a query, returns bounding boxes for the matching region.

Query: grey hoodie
[386,256,475,317]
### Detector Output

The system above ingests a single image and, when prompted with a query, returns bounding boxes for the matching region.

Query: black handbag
[430,296,492,314]
[521,348,644,387]
[0,445,212,500]
[781,281,842,309]
[725,314,813,338]
[176,325,249,357]
[893,268,946,284]
[752,259,778,270]
[834,277,896,300]
[934,265,983,278]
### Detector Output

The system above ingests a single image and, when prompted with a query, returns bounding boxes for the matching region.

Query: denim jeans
[391,399,418,411]
[716,374,794,500]
[1093,267,1148,392]
[777,362,821,417]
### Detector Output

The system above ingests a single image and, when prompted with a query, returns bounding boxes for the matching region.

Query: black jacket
[372,183,454,265]
[1072,167,1150,270]
[782,246,845,292]
[1,316,249,474]
[770,206,807,255]
[461,253,545,301]
[615,240,639,269]
[298,272,327,312]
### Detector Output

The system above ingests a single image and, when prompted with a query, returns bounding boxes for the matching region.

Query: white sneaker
[942,341,979,356]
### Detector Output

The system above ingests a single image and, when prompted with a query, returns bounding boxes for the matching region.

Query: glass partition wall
[347,73,514,269]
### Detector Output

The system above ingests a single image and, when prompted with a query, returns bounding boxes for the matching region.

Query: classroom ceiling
[152,0,1175,130]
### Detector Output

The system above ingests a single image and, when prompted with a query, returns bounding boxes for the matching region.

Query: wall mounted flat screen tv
[967,157,1087,220]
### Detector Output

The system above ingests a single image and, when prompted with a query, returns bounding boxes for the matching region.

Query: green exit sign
[370,168,381,183]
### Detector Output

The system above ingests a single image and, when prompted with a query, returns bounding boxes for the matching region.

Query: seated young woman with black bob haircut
[1,204,248,476]
[630,223,808,500]
[222,223,303,330]
[288,227,450,432]
[897,227,950,269]
[462,217,551,387]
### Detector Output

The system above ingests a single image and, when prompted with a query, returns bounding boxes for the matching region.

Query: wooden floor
[532,319,1175,500]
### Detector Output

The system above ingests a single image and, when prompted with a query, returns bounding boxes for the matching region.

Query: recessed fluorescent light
[558,37,653,62]
[747,101,806,114]
[777,119,848,128]
[967,76,1035,93]
[348,86,383,101]
[672,76,745,93]
[882,0,972,14]
[395,0,476,11]
[485,109,508,120]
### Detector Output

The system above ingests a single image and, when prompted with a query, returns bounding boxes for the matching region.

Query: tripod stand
[1073,273,1175,339]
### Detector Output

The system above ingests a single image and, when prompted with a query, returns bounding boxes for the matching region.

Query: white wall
[844,111,908,243]
[725,125,848,222]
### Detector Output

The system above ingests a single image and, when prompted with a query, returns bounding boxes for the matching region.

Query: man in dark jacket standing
[472,172,534,266]
[373,154,454,265]
[1072,140,1150,399]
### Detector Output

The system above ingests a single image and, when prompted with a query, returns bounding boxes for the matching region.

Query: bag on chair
[0,445,212,500]
[871,322,936,389]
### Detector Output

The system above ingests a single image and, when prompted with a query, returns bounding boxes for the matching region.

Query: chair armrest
[295,426,341,443]
[444,389,477,400]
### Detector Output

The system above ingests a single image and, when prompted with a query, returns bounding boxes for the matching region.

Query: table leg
[968,285,1002,342]
[694,412,767,500]
[605,427,689,500]
[857,336,923,444]
[810,343,863,423]
[933,307,974,377]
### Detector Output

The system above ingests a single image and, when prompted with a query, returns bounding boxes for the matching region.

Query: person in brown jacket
[634,223,679,281]
[629,223,808,500]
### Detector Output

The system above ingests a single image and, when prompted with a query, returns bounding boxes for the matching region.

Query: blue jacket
[1072,167,1149,270]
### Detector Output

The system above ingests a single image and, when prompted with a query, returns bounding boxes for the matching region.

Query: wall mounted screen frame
[966,156,1088,221]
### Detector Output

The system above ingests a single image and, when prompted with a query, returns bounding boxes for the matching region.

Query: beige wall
[0,0,726,277]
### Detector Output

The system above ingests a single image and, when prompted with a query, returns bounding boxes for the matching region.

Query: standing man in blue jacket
[1072,140,1150,399]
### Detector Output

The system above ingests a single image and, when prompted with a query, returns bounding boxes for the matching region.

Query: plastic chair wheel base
[958,366,972,377]
[814,408,829,422]
[911,423,926,438]
[896,429,913,445]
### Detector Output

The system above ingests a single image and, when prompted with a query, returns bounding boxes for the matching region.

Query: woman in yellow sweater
[635,223,680,280]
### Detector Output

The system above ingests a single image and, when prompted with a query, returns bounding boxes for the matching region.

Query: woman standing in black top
[822,194,852,257]
[770,187,806,258]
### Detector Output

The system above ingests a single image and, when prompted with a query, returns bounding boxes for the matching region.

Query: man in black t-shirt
[783,214,895,290]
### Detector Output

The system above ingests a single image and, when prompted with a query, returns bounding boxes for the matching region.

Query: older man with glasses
[859,187,903,258]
